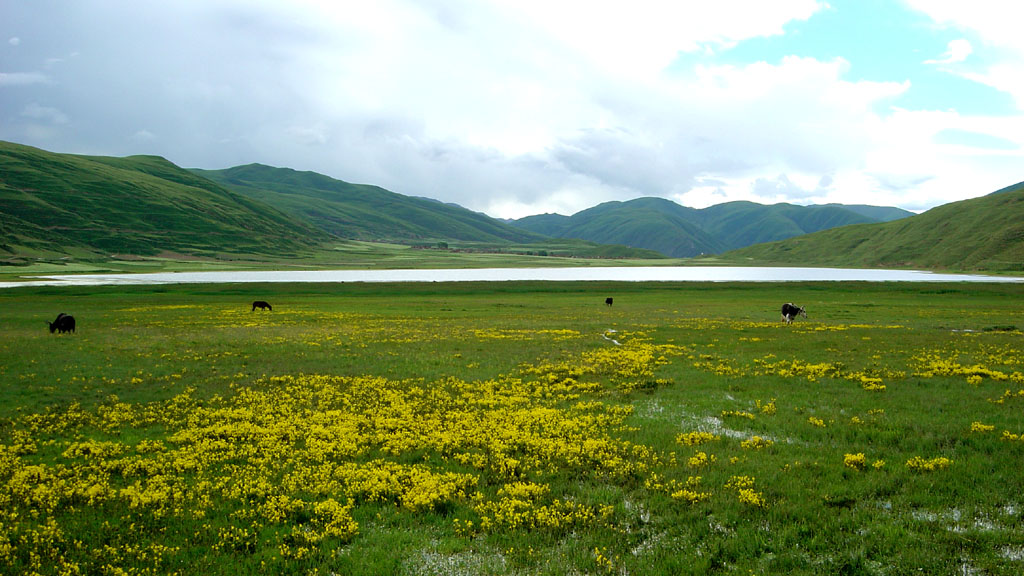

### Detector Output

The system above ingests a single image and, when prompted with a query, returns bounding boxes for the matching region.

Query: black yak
[605,297,614,306]
[47,313,76,334]
[781,303,807,324]
[252,301,272,311]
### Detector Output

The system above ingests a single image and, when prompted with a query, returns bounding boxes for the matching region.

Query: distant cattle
[252,300,272,311]
[47,313,76,334]
[781,303,807,324]
[605,297,614,306]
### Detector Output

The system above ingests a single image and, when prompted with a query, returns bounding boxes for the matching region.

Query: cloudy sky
[3,1,1023,218]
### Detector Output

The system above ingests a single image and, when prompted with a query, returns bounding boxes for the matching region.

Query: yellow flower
[676,431,720,446]
[671,488,712,504]
[687,451,717,468]
[970,421,995,433]
[905,456,953,472]
[843,453,867,470]
[740,436,774,450]
[756,399,777,415]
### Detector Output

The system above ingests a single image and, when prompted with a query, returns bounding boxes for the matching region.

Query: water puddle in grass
[680,414,750,441]
[406,549,507,576]
[635,399,667,420]
[603,329,621,346]
[1002,546,1024,561]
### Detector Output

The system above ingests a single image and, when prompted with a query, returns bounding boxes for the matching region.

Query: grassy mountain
[697,201,884,250]
[823,204,914,222]
[548,197,725,257]
[193,164,543,244]
[726,181,1024,271]
[0,141,327,262]
[0,141,658,265]
[512,197,901,258]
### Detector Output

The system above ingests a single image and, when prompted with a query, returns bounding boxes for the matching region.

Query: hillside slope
[726,182,1024,271]
[562,197,725,257]
[823,204,914,222]
[194,164,544,244]
[512,197,900,258]
[0,141,327,261]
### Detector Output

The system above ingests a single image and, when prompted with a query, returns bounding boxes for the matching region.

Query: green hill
[823,204,914,222]
[561,197,725,257]
[0,141,326,262]
[726,182,1024,271]
[193,164,543,244]
[511,197,903,258]
[0,141,661,265]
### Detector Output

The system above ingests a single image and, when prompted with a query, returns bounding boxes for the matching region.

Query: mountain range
[2,140,1021,271]
[727,180,1024,271]
[192,164,544,245]
[510,197,912,258]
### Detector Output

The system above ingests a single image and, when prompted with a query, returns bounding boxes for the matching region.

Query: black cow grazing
[47,313,76,334]
[605,297,614,306]
[781,303,807,324]
[252,300,272,311]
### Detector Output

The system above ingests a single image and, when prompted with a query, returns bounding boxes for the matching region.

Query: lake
[1,266,1021,288]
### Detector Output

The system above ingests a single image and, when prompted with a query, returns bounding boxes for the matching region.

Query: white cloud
[2,0,1021,221]
[8,37,20,46]
[0,71,49,86]
[906,1,1024,108]
[960,63,1024,110]
[491,0,823,77]
[925,38,973,64]
[287,124,330,146]
[21,103,68,124]
[904,1,1024,50]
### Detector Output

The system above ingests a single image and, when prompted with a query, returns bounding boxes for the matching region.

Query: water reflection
[1,266,1020,288]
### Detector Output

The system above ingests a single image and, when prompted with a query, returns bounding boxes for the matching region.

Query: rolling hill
[191,164,543,244]
[0,141,327,261]
[6,140,1016,272]
[0,141,658,264]
[514,198,724,257]
[512,197,912,258]
[725,181,1024,271]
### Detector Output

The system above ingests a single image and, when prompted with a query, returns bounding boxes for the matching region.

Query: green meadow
[1,281,1022,575]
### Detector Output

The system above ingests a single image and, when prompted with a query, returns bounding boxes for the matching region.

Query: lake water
[1,266,1020,288]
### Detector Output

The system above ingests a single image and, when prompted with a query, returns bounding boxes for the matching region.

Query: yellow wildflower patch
[740,436,774,450]
[0,359,669,572]
[905,456,953,472]
[970,421,996,433]
[843,453,867,470]
[721,410,756,420]
[687,451,717,468]
[675,431,720,447]
[725,476,766,508]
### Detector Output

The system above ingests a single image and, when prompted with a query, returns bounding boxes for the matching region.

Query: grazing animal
[252,300,272,311]
[605,297,614,306]
[47,313,76,334]
[781,303,807,324]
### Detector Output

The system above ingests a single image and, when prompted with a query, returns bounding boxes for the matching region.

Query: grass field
[0,240,683,281]
[1,281,1022,575]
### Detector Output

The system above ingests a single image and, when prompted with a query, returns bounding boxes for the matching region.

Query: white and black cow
[781,303,807,324]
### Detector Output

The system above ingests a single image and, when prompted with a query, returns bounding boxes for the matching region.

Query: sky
[2,1,1024,219]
